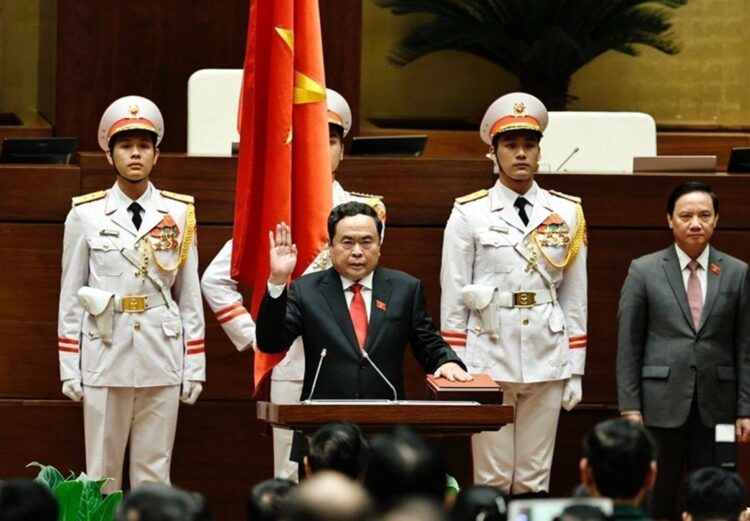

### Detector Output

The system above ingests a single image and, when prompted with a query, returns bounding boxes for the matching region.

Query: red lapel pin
[376,300,387,311]
[710,263,721,275]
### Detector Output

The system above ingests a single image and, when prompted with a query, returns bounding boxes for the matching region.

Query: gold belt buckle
[122,296,146,313]
[513,291,536,308]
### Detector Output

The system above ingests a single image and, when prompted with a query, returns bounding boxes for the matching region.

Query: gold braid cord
[151,204,196,272]
[533,203,586,271]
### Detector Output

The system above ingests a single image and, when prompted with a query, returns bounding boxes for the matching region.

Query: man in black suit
[617,181,750,519]
[257,201,470,400]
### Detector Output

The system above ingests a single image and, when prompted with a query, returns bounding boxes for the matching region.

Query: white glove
[62,379,83,401]
[180,381,203,405]
[561,375,582,411]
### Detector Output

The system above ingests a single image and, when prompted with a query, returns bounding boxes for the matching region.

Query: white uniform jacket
[200,180,386,383]
[440,181,587,383]
[58,183,206,387]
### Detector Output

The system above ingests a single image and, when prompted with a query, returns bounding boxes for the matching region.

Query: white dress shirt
[674,244,709,305]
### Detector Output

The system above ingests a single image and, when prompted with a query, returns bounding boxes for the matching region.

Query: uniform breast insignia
[150,215,180,251]
[455,189,489,205]
[534,213,570,247]
[72,190,107,207]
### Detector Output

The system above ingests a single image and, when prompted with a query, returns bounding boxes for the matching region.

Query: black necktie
[514,197,530,226]
[128,202,143,230]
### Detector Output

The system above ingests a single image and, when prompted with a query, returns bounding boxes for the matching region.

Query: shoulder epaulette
[350,191,383,200]
[455,189,488,205]
[161,190,194,204]
[549,190,581,204]
[72,190,106,206]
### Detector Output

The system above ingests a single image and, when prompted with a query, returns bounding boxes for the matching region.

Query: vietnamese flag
[232,0,331,392]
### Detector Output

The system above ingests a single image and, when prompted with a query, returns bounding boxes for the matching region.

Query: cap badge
[513,102,526,116]
[128,104,140,117]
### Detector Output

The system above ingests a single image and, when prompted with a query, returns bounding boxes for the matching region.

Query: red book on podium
[426,373,503,404]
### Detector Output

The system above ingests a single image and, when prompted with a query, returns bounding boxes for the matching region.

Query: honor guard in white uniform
[57,96,205,493]
[200,89,385,480]
[440,93,587,497]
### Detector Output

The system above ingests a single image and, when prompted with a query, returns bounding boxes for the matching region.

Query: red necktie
[349,283,368,349]
[687,260,703,328]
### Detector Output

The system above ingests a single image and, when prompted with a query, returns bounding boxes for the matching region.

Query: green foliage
[374,0,689,109]
[27,462,123,521]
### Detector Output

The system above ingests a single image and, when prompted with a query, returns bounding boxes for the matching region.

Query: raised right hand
[268,222,298,285]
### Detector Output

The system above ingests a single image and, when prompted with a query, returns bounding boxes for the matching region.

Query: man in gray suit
[617,181,750,519]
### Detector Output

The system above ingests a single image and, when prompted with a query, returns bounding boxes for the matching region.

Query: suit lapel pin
[376,300,387,311]
[710,263,721,275]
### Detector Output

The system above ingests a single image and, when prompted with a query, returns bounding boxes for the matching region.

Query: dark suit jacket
[617,245,750,428]
[256,266,465,400]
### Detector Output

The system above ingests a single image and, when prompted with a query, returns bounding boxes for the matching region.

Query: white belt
[114,292,172,313]
[496,288,556,308]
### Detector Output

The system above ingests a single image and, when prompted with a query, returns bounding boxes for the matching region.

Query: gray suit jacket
[617,245,750,428]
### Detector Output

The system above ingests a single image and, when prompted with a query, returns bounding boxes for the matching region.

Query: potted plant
[28,462,122,521]
[374,0,688,109]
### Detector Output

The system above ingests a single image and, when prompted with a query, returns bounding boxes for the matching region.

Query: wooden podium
[256,400,513,484]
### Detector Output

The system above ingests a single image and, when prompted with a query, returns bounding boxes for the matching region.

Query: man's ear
[303,455,312,478]
[643,460,657,491]
[105,149,114,166]
[153,147,160,165]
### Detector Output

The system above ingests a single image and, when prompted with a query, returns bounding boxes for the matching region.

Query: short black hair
[0,479,58,521]
[491,128,542,149]
[582,418,655,499]
[115,483,209,521]
[246,478,296,521]
[666,181,719,216]
[327,201,382,243]
[451,485,507,521]
[307,422,370,479]
[108,128,158,150]
[364,426,446,510]
[684,467,745,521]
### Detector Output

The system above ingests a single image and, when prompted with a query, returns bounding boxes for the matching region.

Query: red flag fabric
[232,0,331,392]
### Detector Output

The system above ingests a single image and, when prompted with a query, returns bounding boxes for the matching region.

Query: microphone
[304,348,327,402]
[556,147,580,172]
[361,351,398,402]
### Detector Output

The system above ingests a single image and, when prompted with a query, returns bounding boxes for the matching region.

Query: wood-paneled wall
[3,156,750,518]
[53,1,361,151]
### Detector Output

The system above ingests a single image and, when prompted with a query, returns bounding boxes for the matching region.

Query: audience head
[246,478,296,521]
[0,479,58,521]
[305,422,370,480]
[115,483,209,521]
[283,471,373,521]
[683,467,745,521]
[555,504,609,521]
[451,485,507,521]
[579,418,656,502]
[384,497,449,521]
[364,426,446,510]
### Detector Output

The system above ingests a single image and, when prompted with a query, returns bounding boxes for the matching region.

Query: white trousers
[472,380,563,495]
[270,378,304,481]
[83,385,180,494]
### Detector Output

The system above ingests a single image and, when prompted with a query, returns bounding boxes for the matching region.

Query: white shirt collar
[674,243,710,271]
[111,181,153,208]
[495,179,538,208]
[340,271,374,292]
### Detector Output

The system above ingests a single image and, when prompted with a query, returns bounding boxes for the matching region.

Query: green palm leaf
[374,0,688,108]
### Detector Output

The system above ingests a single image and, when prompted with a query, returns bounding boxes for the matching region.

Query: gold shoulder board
[72,190,107,206]
[549,190,581,204]
[161,190,195,204]
[455,189,489,205]
[350,191,383,200]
